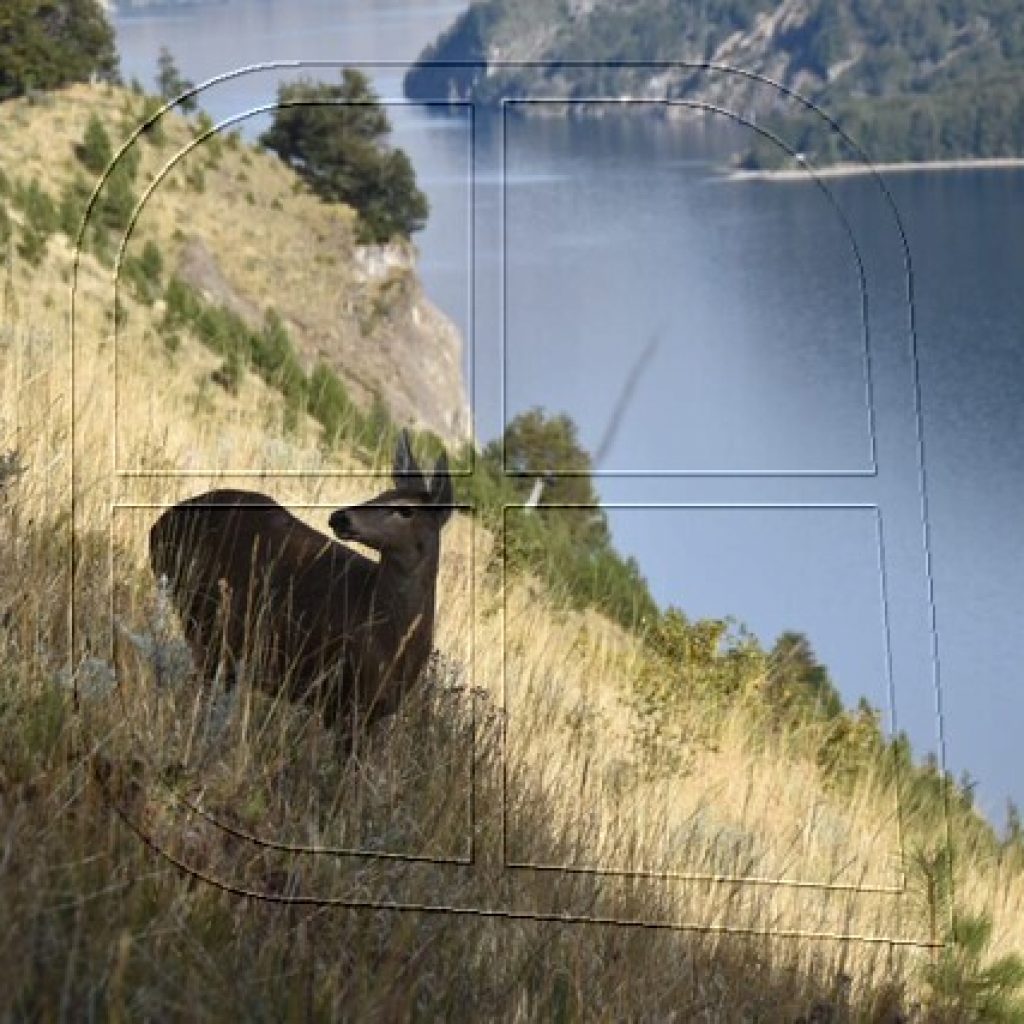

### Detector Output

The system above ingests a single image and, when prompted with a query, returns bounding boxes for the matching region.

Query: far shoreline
[724,156,1024,182]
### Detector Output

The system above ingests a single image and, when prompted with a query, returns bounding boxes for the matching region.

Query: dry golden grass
[0,81,467,447]
[2,83,1024,1020]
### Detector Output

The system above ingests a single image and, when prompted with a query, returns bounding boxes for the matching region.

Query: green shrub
[68,132,141,244]
[13,180,58,237]
[162,276,203,331]
[307,362,355,444]
[501,505,658,634]
[162,284,310,410]
[138,96,167,146]
[356,394,396,455]
[95,163,137,235]
[156,46,197,113]
[58,173,94,244]
[76,113,113,174]
[472,407,661,632]
[120,254,147,300]
[251,310,305,401]
[58,169,126,262]
[17,223,47,266]
[88,224,113,267]
[212,351,243,394]
[282,389,303,436]
[193,112,222,161]
[139,239,163,282]
[911,847,1024,1021]
[10,181,57,266]
[765,631,844,722]
[116,142,141,182]
[121,241,162,303]
[0,204,11,254]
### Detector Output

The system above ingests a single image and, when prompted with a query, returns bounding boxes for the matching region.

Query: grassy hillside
[404,0,1024,171]
[1,81,468,450]
[2,82,1024,1019]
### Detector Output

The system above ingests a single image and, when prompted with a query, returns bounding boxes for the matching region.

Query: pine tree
[156,46,197,113]
[259,70,429,243]
[77,113,113,174]
[0,0,118,101]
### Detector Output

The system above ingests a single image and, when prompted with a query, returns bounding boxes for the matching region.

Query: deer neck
[376,550,438,637]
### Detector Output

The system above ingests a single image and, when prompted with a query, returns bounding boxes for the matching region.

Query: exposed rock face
[351,245,470,444]
[176,236,470,447]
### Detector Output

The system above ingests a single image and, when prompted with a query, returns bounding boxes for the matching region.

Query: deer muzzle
[328,508,354,538]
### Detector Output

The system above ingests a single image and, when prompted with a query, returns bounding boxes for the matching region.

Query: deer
[148,431,453,746]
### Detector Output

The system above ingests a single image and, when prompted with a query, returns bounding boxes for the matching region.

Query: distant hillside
[108,0,225,11]
[404,0,1024,169]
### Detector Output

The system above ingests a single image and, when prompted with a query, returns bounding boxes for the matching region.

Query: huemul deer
[148,431,453,743]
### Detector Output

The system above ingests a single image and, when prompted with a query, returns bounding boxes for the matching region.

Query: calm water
[114,0,1024,826]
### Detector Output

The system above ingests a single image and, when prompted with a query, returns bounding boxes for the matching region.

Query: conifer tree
[260,71,429,243]
[0,0,118,101]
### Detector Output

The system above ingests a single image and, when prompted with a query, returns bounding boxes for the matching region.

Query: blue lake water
[114,0,1024,828]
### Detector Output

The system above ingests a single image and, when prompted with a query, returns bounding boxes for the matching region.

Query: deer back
[150,491,379,705]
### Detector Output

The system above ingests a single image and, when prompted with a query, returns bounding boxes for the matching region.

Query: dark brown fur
[149,433,453,741]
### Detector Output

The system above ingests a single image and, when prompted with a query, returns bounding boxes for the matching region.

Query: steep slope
[0,83,469,446]
[3,82,1024,1018]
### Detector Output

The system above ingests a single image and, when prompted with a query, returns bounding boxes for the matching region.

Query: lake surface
[114,0,1024,827]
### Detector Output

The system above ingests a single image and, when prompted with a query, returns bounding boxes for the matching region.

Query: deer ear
[394,429,423,490]
[430,451,453,524]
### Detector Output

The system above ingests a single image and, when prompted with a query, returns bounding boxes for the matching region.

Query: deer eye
[394,506,414,519]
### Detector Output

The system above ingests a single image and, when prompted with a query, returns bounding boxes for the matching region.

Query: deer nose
[329,509,351,536]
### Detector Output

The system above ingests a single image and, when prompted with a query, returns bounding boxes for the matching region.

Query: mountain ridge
[404,0,1024,168]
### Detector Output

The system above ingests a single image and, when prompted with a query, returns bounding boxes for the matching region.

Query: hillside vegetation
[404,0,1024,170]
[3,82,1024,1018]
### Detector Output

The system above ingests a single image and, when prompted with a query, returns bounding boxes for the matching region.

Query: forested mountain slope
[405,0,1024,167]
